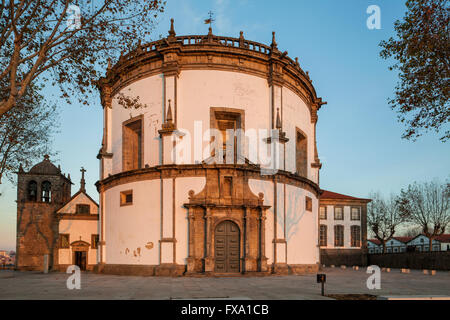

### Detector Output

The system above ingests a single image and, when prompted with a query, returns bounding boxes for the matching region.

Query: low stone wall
[320,249,367,267]
[97,263,186,276]
[96,263,319,276]
[368,252,450,271]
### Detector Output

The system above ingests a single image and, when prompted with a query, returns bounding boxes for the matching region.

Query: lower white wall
[105,180,161,265]
[249,179,319,265]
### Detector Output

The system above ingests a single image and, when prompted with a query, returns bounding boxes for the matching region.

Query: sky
[0,0,449,251]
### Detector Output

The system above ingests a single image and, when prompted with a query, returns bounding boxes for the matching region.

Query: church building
[95,20,327,276]
[15,21,369,276]
[15,156,99,271]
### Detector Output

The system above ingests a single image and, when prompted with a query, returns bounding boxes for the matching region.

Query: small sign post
[43,254,49,274]
[317,274,326,296]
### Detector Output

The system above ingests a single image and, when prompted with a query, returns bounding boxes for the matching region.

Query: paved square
[1,267,449,300]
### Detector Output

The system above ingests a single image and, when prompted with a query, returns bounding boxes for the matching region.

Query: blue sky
[0,0,449,251]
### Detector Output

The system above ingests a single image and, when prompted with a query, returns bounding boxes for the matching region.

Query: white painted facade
[56,191,99,267]
[319,205,362,249]
[367,234,450,253]
[407,235,441,252]
[97,29,324,274]
[367,240,382,254]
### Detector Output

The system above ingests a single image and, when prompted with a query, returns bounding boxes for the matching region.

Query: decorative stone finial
[166,99,173,123]
[80,167,86,192]
[271,31,278,50]
[44,154,50,161]
[168,18,176,37]
[107,58,112,70]
[208,27,213,36]
[239,31,245,48]
[68,173,71,181]
[19,163,24,172]
[295,57,300,66]
[276,108,282,130]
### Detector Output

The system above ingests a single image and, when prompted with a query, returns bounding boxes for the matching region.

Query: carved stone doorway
[214,220,240,273]
[71,240,89,271]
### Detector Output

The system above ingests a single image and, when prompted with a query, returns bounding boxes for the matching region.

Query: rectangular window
[319,206,327,220]
[295,128,307,177]
[334,207,344,220]
[223,176,232,197]
[211,109,243,164]
[351,207,361,220]
[305,196,312,212]
[351,225,361,247]
[218,120,236,153]
[91,234,99,249]
[59,234,70,249]
[122,116,143,171]
[120,190,133,206]
[76,204,90,214]
[319,225,327,247]
[334,225,344,247]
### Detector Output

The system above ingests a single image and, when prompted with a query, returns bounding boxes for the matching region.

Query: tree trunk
[429,237,433,252]
[381,240,386,254]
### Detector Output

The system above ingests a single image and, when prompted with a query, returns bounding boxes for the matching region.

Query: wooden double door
[214,220,240,273]
[74,251,87,271]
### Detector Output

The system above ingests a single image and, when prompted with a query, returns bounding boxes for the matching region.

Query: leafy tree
[379,0,449,141]
[0,0,165,117]
[367,192,409,253]
[0,81,58,184]
[398,180,450,251]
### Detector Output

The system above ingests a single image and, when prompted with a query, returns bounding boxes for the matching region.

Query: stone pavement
[0,267,449,300]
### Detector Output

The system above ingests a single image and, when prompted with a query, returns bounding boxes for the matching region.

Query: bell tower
[16,155,72,271]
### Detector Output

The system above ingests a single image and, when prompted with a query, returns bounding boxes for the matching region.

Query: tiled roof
[320,190,371,201]
[393,236,413,243]
[368,239,381,245]
[29,155,60,175]
[435,234,450,242]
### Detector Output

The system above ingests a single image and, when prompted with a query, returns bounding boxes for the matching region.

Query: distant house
[367,239,381,253]
[367,237,412,254]
[368,234,450,253]
[435,234,450,252]
[319,190,371,265]
[407,234,443,252]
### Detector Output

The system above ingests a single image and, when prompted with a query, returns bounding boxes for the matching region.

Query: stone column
[203,207,214,273]
[259,207,268,272]
[243,206,251,272]
[186,207,196,273]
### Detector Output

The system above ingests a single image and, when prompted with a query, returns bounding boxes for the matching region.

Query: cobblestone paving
[1,267,449,300]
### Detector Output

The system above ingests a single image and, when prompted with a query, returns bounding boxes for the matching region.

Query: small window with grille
[76,204,90,214]
[120,190,133,206]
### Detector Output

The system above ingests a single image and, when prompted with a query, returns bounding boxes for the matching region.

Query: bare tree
[0,81,57,184]
[367,192,409,253]
[0,0,165,117]
[401,225,422,238]
[398,180,450,251]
